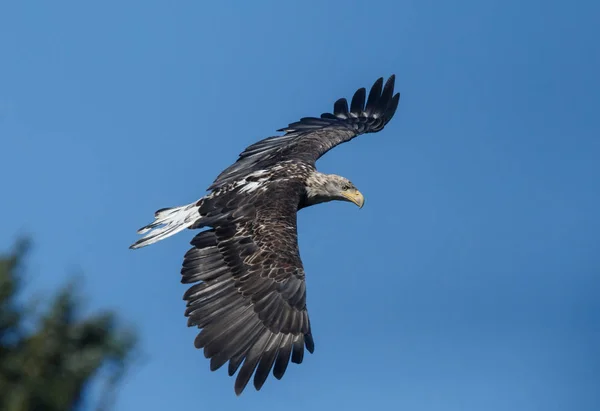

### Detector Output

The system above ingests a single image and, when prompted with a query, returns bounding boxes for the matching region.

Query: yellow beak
[342,189,365,208]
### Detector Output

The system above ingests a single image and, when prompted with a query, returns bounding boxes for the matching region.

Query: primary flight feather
[130,75,401,395]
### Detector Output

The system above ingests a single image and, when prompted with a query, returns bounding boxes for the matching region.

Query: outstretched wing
[183,178,313,395]
[209,75,400,190]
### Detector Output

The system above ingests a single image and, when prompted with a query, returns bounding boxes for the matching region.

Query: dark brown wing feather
[209,75,400,190]
[182,177,314,395]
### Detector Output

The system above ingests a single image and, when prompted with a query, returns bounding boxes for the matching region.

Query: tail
[129,201,201,249]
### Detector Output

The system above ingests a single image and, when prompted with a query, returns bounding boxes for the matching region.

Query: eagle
[130,75,401,395]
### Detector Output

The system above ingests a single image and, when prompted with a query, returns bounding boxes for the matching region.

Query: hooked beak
[341,189,365,208]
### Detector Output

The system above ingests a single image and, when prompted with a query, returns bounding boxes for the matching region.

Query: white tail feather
[130,202,200,249]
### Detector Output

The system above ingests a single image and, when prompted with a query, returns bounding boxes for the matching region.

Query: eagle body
[131,76,401,394]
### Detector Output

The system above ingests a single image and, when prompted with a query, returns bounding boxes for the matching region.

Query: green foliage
[0,239,138,411]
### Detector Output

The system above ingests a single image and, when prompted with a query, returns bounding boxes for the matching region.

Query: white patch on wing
[249,169,269,177]
[232,169,271,194]
[240,180,264,193]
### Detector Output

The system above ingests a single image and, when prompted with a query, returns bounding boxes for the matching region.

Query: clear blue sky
[1,1,599,410]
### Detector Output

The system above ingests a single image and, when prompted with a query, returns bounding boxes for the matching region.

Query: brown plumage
[130,76,401,394]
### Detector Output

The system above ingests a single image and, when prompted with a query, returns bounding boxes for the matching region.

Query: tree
[0,239,138,411]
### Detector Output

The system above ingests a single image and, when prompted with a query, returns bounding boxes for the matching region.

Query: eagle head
[305,172,365,208]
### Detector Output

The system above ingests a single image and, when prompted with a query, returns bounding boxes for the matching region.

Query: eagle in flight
[130,76,401,395]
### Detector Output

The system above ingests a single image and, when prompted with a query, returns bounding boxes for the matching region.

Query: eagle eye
[342,184,352,191]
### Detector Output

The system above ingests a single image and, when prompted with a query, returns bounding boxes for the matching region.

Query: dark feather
[253,333,283,390]
[305,332,315,353]
[333,97,349,118]
[290,334,305,364]
[350,87,366,116]
[365,77,384,116]
[234,329,271,395]
[228,351,246,377]
[273,334,293,379]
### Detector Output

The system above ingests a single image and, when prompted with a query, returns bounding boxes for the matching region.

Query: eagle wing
[183,178,313,395]
[209,75,400,190]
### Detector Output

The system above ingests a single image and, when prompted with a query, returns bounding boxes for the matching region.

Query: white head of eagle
[130,75,401,395]
[304,172,364,208]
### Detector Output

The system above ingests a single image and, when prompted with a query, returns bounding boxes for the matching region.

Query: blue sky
[1,1,599,410]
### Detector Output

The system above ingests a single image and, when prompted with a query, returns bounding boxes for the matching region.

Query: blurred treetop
[0,239,138,411]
